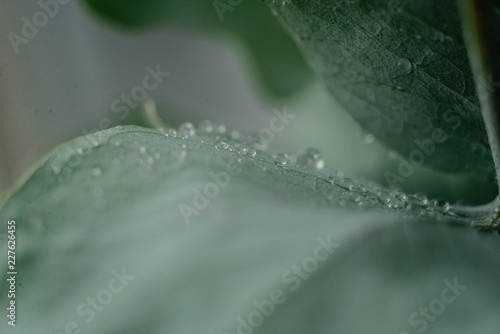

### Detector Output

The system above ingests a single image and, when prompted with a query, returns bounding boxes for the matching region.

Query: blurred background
[0,0,496,204]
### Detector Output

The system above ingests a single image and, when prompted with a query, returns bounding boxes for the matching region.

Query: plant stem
[458,0,500,228]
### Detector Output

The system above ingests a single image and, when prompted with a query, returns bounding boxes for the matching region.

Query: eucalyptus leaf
[1,126,499,333]
[83,0,312,97]
[263,0,496,180]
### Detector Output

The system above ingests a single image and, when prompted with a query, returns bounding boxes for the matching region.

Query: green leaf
[263,0,496,180]
[82,0,312,97]
[1,126,499,333]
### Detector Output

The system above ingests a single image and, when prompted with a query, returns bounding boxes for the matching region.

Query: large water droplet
[198,120,214,133]
[274,153,288,167]
[247,148,257,157]
[378,190,391,204]
[178,122,196,138]
[297,148,325,170]
[216,123,226,134]
[396,58,412,74]
[433,198,450,213]
[231,130,240,140]
[335,178,354,191]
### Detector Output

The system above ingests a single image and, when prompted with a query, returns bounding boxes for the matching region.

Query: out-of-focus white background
[0,0,495,203]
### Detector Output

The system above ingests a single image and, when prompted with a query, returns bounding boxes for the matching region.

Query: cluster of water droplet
[46,121,465,223]
[157,120,460,219]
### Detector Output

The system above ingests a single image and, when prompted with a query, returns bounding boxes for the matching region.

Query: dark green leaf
[264,0,496,179]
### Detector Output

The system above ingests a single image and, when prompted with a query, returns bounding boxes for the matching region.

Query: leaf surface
[264,0,496,179]
[0,126,499,333]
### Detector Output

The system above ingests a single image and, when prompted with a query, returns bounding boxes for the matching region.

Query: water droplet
[378,190,391,204]
[350,193,362,203]
[410,192,428,206]
[178,122,196,138]
[76,148,83,154]
[358,129,375,144]
[247,148,257,157]
[198,120,213,133]
[297,148,325,170]
[216,124,226,134]
[396,58,412,74]
[335,178,354,191]
[51,164,61,175]
[88,137,100,147]
[139,147,147,154]
[165,129,177,138]
[433,198,450,213]
[231,130,240,140]
[216,141,230,150]
[146,157,154,165]
[91,167,102,176]
[274,153,288,167]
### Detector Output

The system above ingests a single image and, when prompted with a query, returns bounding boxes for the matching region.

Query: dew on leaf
[231,130,240,140]
[378,190,391,204]
[51,164,61,175]
[410,192,428,206]
[216,123,227,134]
[296,148,325,170]
[198,120,214,133]
[396,58,412,74]
[165,129,177,138]
[178,122,196,138]
[335,178,354,191]
[433,198,450,213]
[246,148,257,157]
[274,153,288,167]
[358,129,375,144]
